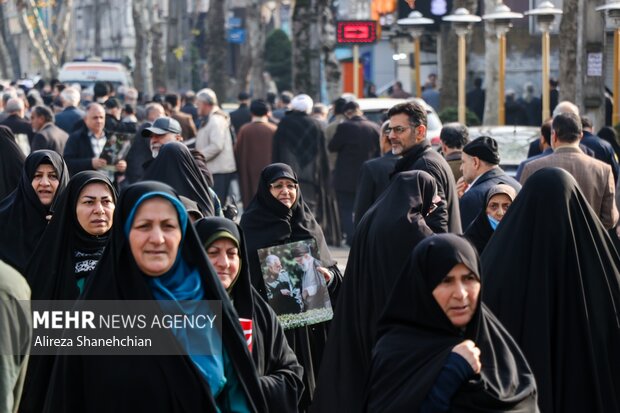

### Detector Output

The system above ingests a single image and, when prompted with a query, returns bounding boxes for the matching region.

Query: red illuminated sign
[336,21,378,44]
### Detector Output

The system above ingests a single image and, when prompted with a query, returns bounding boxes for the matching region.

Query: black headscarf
[0,125,25,200]
[19,171,117,413]
[195,217,305,412]
[43,181,267,413]
[25,171,117,299]
[365,234,539,412]
[142,141,215,217]
[311,170,440,413]
[0,149,69,274]
[481,167,620,413]
[241,163,336,295]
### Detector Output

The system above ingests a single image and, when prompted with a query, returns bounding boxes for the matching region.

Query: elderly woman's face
[76,182,115,236]
[206,238,240,289]
[269,178,297,208]
[486,193,512,222]
[129,197,182,277]
[32,163,59,206]
[432,263,480,328]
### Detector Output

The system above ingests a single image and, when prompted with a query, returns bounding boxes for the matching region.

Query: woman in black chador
[195,217,305,411]
[44,181,267,413]
[19,171,117,413]
[312,170,444,413]
[0,150,69,273]
[240,163,342,410]
[481,167,620,413]
[0,125,25,200]
[365,234,539,412]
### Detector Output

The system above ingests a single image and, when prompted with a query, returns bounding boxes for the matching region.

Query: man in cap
[520,112,618,229]
[234,99,277,206]
[458,135,521,229]
[141,116,183,158]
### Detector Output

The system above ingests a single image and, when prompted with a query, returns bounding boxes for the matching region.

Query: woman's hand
[316,266,332,284]
[452,340,481,374]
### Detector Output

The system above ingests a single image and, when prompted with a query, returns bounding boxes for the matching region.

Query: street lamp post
[397,11,434,98]
[597,2,620,125]
[525,2,562,122]
[443,8,481,124]
[482,3,523,125]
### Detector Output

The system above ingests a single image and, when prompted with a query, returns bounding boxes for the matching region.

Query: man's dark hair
[266,92,277,106]
[280,91,293,105]
[165,93,180,108]
[333,98,347,115]
[94,81,110,99]
[32,105,54,123]
[552,112,582,143]
[387,101,427,127]
[541,119,552,146]
[474,78,483,88]
[440,123,469,149]
[580,116,593,130]
[343,101,360,113]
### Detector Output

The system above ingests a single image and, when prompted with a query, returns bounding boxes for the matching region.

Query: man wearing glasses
[388,101,462,233]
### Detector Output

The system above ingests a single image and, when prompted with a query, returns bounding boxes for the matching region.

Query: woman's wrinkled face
[129,197,182,277]
[76,182,115,236]
[269,178,297,208]
[206,238,240,290]
[432,263,480,328]
[486,193,512,222]
[32,163,59,206]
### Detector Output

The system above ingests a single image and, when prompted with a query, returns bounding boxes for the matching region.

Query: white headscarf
[291,94,314,114]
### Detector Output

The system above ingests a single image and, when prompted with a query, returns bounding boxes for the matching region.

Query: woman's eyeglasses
[270,183,298,191]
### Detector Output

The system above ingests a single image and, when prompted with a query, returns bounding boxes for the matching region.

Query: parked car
[356,97,443,144]
[468,125,539,177]
[58,59,133,91]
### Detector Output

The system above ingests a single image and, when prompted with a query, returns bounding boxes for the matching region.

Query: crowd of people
[0,77,619,413]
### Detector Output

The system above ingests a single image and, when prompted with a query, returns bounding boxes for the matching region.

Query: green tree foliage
[265,29,292,92]
[438,106,481,126]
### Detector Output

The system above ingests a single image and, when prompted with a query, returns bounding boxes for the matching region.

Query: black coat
[54,106,84,134]
[311,170,439,413]
[63,126,96,175]
[31,122,69,154]
[353,153,398,226]
[393,140,462,233]
[0,114,33,144]
[230,103,252,134]
[482,167,620,413]
[328,115,380,194]
[366,234,539,412]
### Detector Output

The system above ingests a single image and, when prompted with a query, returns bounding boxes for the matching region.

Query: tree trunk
[94,0,102,56]
[246,0,267,99]
[291,0,322,100]
[0,2,21,79]
[16,0,53,77]
[151,8,167,92]
[482,0,500,125]
[54,0,74,60]
[320,0,340,102]
[558,0,579,105]
[205,0,229,101]
[132,0,154,100]
[439,0,478,113]
[167,0,191,91]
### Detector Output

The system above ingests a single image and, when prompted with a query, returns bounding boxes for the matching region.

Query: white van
[58,60,133,91]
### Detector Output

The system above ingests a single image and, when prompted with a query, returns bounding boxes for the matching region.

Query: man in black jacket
[388,101,462,233]
[328,101,380,244]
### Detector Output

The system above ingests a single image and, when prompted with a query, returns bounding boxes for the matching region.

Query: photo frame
[257,239,333,329]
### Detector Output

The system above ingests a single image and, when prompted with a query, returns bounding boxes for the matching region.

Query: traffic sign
[336,21,378,44]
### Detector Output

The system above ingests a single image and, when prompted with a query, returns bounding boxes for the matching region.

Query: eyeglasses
[270,183,298,191]
[385,125,417,135]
